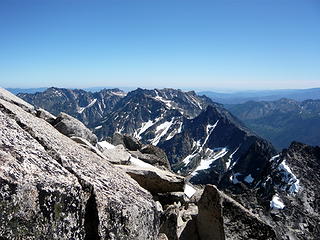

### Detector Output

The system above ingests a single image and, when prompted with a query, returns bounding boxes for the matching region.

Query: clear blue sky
[0,0,319,90]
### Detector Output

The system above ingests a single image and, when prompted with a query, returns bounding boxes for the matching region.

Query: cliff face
[0,88,160,239]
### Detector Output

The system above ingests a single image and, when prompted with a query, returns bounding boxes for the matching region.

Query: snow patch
[270,195,285,210]
[202,120,219,148]
[152,118,174,145]
[278,160,301,194]
[78,99,97,113]
[111,91,127,97]
[182,153,197,165]
[244,174,254,184]
[129,156,158,170]
[188,95,203,110]
[230,173,242,184]
[154,90,174,109]
[270,154,280,162]
[225,146,239,170]
[184,184,197,199]
[166,121,183,141]
[134,120,154,139]
[191,147,228,176]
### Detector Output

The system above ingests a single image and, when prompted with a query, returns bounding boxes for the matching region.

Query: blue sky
[0,0,319,90]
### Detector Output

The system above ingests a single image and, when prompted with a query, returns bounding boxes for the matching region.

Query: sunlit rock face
[0,87,160,240]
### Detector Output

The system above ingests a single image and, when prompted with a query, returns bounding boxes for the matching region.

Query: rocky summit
[0,88,160,239]
[3,87,320,239]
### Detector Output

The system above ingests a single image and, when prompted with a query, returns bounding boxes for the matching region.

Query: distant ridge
[6,87,48,95]
[199,87,320,104]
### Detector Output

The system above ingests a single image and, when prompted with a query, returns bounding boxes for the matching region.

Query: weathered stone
[159,205,180,240]
[119,159,185,194]
[123,134,142,151]
[196,184,277,240]
[99,145,131,165]
[140,144,171,169]
[222,194,277,240]
[0,114,86,240]
[0,87,35,113]
[179,215,199,240]
[0,90,160,240]
[111,132,125,146]
[158,233,169,240]
[53,112,98,145]
[197,185,225,240]
[159,203,198,240]
[156,192,186,208]
[35,108,56,124]
[130,150,170,170]
[70,136,107,160]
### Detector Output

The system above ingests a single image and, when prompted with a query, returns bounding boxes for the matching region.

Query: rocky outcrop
[140,144,171,169]
[35,107,56,124]
[254,142,320,240]
[123,134,142,151]
[0,88,160,239]
[220,188,277,240]
[159,203,198,240]
[196,185,225,240]
[107,133,171,169]
[53,112,98,145]
[158,184,276,240]
[119,157,185,194]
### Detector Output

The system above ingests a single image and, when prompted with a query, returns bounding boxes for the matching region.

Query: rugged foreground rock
[158,185,276,240]
[0,88,160,239]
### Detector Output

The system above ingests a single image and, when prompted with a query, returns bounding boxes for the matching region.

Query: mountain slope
[18,87,126,127]
[226,98,320,149]
[20,87,277,188]
[231,142,320,240]
[95,88,215,142]
[159,105,276,186]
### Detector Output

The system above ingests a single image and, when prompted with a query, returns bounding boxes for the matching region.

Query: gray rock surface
[35,108,56,124]
[118,158,184,194]
[129,150,170,170]
[53,112,98,145]
[0,89,160,239]
[0,87,35,112]
[156,192,186,208]
[70,136,108,160]
[123,134,142,151]
[119,162,185,194]
[158,233,169,240]
[197,185,225,240]
[159,203,198,240]
[140,144,171,169]
[97,143,131,165]
[197,185,277,240]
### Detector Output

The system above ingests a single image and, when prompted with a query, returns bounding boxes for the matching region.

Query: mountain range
[18,87,276,188]
[225,98,320,150]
